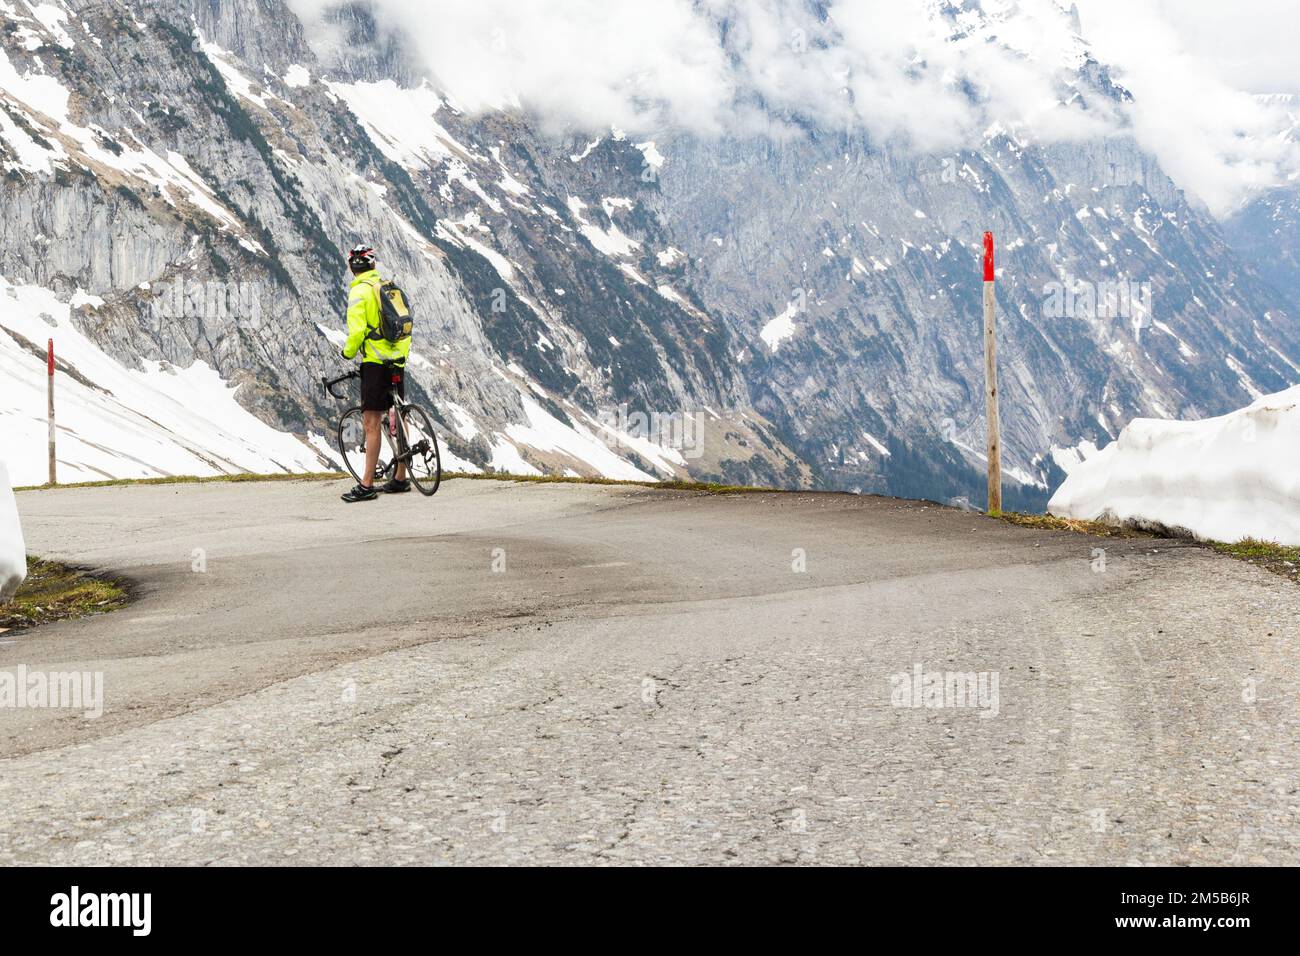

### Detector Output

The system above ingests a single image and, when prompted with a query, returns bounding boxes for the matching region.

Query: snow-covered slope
[0,457,25,601]
[1048,385,1300,544]
[0,279,335,486]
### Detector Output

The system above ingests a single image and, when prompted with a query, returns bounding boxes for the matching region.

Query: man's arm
[341,284,371,360]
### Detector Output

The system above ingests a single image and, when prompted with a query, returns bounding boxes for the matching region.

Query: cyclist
[339,244,411,503]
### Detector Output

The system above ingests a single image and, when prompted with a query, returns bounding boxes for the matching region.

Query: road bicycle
[322,365,442,496]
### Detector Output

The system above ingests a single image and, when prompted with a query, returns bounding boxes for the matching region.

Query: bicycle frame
[323,366,440,493]
[325,373,418,475]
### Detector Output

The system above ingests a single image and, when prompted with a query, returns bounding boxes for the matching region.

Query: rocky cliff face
[2,0,1297,505]
[654,126,1300,509]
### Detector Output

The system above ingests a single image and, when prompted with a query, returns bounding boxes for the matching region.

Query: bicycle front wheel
[399,404,442,496]
[337,406,389,486]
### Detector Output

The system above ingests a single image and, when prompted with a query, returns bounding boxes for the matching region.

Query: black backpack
[364,276,413,344]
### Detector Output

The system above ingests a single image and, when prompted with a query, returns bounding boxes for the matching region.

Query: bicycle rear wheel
[337,406,389,486]
[399,404,442,496]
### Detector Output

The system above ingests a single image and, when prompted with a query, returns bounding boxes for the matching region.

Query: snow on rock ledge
[1048,386,1300,545]
[0,458,26,602]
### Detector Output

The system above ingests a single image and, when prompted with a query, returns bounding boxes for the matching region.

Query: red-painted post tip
[983,232,995,282]
[47,338,54,377]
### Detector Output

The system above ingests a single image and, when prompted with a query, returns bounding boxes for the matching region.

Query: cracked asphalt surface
[2,477,1298,865]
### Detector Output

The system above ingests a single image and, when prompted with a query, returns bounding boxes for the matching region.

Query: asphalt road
[1,477,1297,865]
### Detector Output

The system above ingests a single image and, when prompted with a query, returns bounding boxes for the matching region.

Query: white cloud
[290,0,1300,216]
[289,0,735,133]
[1076,0,1300,214]
[1093,0,1300,95]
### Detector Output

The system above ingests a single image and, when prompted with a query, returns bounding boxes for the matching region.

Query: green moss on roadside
[441,472,781,494]
[15,472,347,492]
[998,517,1300,585]
[16,470,785,495]
[0,558,129,631]
[996,512,1153,539]
[1210,539,1300,584]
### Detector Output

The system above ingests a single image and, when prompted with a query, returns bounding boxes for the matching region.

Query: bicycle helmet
[347,243,377,274]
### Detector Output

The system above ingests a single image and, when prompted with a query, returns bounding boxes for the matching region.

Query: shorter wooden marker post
[982,233,1001,516]
[47,338,56,486]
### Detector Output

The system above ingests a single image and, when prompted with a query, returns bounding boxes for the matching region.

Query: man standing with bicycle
[340,244,410,503]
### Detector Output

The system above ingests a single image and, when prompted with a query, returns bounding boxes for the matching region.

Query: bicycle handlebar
[321,369,360,400]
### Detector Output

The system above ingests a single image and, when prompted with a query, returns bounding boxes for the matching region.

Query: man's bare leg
[362,410,382,487]
[392,405,408,481]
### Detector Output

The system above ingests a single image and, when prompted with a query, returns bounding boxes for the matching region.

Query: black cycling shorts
[360,363,405,412]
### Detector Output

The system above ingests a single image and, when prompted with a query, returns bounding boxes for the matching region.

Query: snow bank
[0,458,26,602]
[1048,385,1300,545]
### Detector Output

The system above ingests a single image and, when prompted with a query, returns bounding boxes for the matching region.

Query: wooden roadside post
[982,232,1001,515]
[47,338,56,486]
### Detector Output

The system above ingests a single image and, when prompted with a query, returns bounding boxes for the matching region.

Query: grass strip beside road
[0,557,129,632]
[1210,538,1300,585]
[15,470,777,495]
[14,471,348,492]
[999,513,1300,585]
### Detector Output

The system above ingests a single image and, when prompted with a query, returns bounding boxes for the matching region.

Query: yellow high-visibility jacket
[342,269,410,365]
